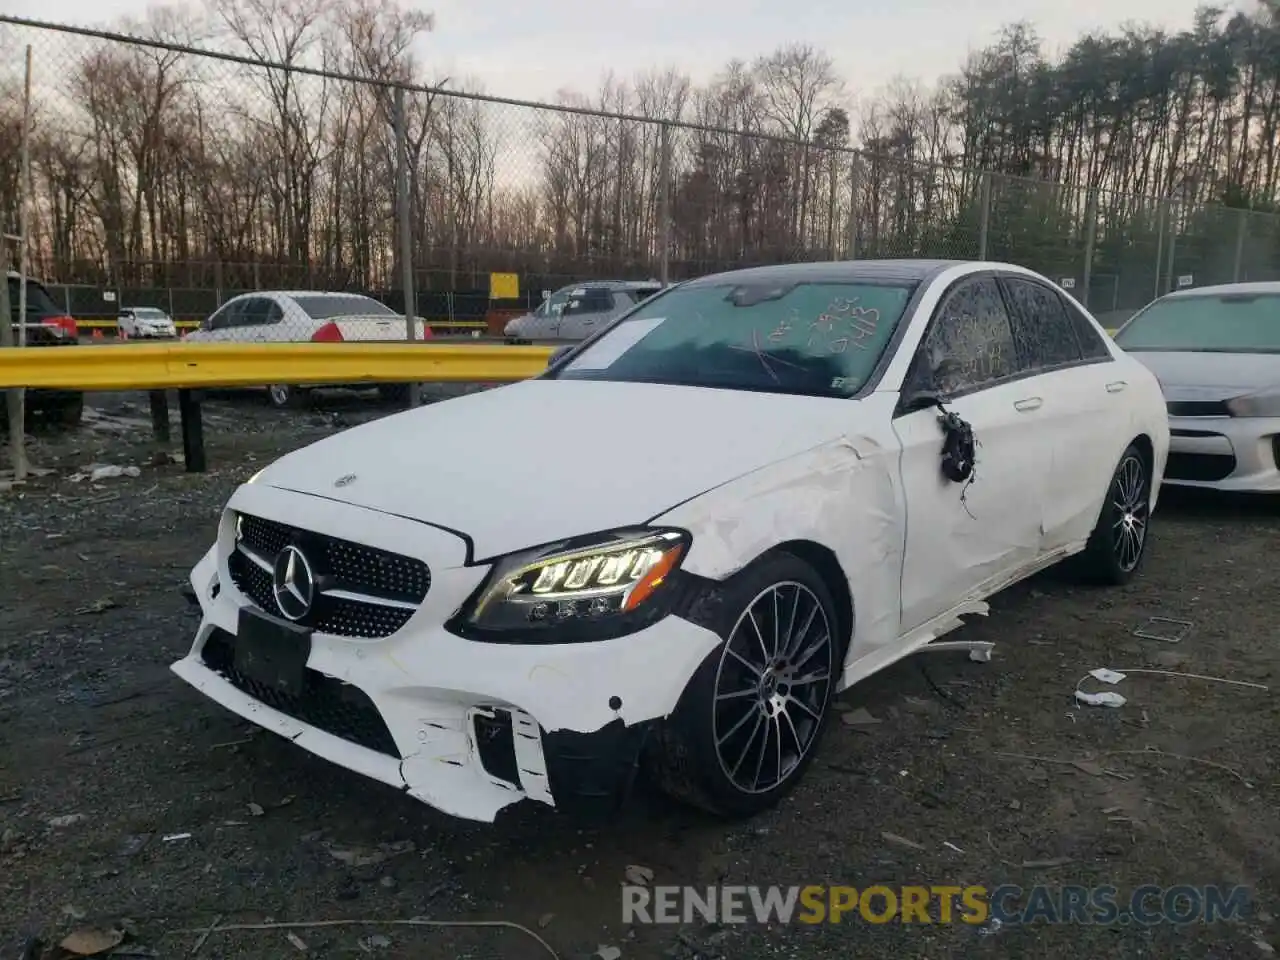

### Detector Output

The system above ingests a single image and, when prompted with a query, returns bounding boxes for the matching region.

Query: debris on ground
[840,707,881,728]
[623,864,654,885]
[59,928,124,956]
[326,840,416,867]
[881,831,925,852]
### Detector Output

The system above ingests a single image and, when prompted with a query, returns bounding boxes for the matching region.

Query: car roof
[230,290,381,299]
[681,259,970,288]
[557,280,662,292]
[1156,280,1280,300]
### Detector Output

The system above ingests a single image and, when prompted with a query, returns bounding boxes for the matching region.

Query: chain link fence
[2,15,1278,339]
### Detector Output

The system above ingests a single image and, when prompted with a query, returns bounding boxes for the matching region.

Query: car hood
[254,378,856,560]
[1127,350,1280,402]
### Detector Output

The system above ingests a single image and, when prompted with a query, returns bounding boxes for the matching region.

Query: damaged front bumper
[171,485,721,823]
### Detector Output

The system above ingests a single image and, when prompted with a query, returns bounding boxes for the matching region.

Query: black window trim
[995,272,1114,375]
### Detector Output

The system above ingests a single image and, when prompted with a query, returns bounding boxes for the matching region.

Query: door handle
[1106,381,1127,393]
[1013,397,1043,412]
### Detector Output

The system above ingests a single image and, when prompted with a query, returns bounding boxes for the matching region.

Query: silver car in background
[1114,281,1280,492]
[504,280,662,340]
[119,306,178,338]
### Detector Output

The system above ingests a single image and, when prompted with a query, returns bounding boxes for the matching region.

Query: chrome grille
[228,512,430,639]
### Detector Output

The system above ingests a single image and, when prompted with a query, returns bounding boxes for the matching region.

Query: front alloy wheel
[647,553,842,817]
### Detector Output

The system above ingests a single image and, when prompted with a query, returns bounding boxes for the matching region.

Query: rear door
[893,274,1051,630]
[1000,276,1129,549]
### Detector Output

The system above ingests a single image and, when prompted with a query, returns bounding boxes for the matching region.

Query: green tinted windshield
[1115,292,1280,353]
[551,280,915,397]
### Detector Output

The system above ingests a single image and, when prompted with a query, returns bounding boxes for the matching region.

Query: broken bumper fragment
[170,484,720,823]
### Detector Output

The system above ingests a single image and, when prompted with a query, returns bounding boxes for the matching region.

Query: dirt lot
[2,389,1278,960]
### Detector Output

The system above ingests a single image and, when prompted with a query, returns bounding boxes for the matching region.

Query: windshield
[129,308,167,318]
[1115,292,1280,353]
[551,280,915,398]
[293,295,395,320]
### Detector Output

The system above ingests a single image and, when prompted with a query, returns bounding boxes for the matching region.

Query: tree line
[0,0,1277,303]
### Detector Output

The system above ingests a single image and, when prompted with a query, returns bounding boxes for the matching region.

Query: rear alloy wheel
[1074,442,1152,585]
[646,553,842,817]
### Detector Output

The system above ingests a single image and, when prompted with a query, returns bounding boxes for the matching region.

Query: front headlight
[459,528,689,637]
[1225,389,1280,418]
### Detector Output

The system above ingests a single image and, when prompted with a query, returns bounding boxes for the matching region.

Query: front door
[893,274,1049,631]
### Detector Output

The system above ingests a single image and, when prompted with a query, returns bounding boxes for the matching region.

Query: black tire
[1072,441,1152,585]
[645,552,844,818]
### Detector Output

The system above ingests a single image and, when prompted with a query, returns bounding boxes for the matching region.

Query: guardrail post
[149,390,170,444]
[177,389,206,473]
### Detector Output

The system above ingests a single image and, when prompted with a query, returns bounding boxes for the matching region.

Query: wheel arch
[683,539,855,662]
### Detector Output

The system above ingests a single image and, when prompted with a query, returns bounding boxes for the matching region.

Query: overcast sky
[5,0,1241,104]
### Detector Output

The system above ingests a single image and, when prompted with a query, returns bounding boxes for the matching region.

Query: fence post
[846,153,862,260]
[1232,208,1247,282]
[394,84,419,408]
[658,122,671,287]
[1164,201,1179,294]
[977,171,992,260]
[826,149,839,260]
[1081,188,1098,311]
[1152,200,1166,302]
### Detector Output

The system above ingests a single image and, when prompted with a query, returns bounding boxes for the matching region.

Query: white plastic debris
[89,465,141,481]
[1075,690,1127,708]
[1090,668,1127,684]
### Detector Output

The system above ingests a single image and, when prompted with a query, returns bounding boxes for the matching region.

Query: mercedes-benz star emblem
[272,545,316,621]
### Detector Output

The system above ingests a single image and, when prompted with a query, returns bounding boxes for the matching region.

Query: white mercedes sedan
[1113,281,1280,492]
[172,259,1169,824]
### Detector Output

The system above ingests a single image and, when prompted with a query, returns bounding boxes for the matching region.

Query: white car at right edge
[1113,281,1280,492]
[172,259,1169,825]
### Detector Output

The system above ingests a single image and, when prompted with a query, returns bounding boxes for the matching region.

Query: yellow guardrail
[0,341,555,390]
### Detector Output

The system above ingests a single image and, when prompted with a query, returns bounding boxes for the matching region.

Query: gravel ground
[2,388,1278,960]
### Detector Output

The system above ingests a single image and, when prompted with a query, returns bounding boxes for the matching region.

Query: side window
[565,289,613,315]
[207,302,238,330]
[1060,295,1113,360]
[1002,277,1083,369]
[266,300,284,324]
[236,298,271,327]
[911,277,1018,397]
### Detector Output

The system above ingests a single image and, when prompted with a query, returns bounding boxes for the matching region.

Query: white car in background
[184,290,433,407]
[118,306,177,338]
[173,259,1168,825]
[1114,281,1280,492]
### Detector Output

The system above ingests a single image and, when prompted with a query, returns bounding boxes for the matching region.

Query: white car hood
[254,379,857,560]
[1129,350,1280,401]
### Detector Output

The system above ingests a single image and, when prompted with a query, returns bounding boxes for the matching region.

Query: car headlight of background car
[453,528,690,642]
[1225,389,1280,418]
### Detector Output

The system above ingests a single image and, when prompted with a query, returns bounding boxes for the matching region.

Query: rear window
[292,295,395,320]
[1115,292,1280,353]
[7,276,62,319]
